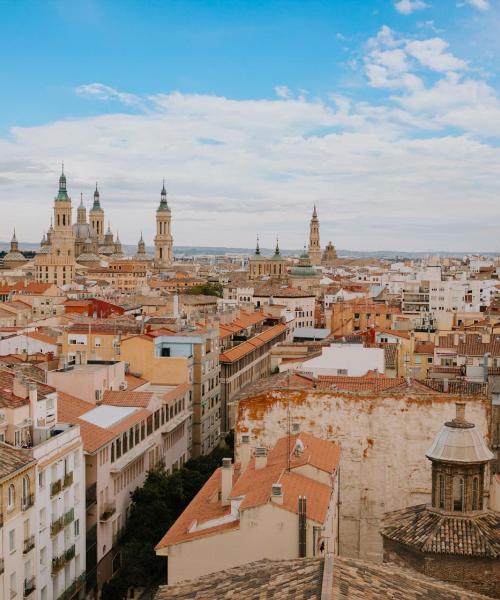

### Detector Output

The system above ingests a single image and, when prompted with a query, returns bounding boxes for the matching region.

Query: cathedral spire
[274,235,280,256]
[92,182,102,211]
[55,163,69,201]
[158,179,169,211]
[255,235,260,256]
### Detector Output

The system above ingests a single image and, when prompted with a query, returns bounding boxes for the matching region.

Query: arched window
[438,474,445,509]
[22,475,30,507]
[8,483,15,509]
[472,477,480,510]
[452,476,464,511]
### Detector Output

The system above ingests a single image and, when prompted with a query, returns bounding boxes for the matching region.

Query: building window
[438,474,445,509]
[9,528,15,552]
[472,477,480,510]
[8,483,15,510]
[22,475,30,506]
[74,519,80,537]
[452,476,464,512]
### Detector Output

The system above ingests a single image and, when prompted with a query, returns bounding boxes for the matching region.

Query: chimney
[455,402,466,423]
[221,457,233,507]
[271,483,283,505]
[13,373,29,399]
[239,435,251,472]
[255,447,268,470]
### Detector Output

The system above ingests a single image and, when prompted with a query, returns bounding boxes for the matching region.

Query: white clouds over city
[0,26,499,251]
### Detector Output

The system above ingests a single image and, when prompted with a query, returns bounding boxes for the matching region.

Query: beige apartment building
[121,325,220,456]
[156,432,340,585]
[0,444,37,600]
[61,320,141,363]
[220,323,288,431]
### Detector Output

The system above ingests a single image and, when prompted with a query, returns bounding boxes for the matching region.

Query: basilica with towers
[33,167,173,285]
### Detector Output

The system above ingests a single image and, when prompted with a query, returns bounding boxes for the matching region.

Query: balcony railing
[51,544,76,576]
[50,516,64,537]
[21,493,34,512]
[23,577,36,597]
[63,471,74,489]
[63,507,74,526]
[50,479,62,497]
[99,501,116,522]
[65,544,75,562]
[23,534,35,554]
[56,572,86,600]
[86,482,97,509]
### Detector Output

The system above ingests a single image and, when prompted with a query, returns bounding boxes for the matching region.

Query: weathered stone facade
[234,386,490,561]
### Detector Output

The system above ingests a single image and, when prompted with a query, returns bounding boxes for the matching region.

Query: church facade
[34,167,174,285]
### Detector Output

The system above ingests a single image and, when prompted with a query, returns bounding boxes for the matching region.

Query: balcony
[99,501,116,522]
[0,512,3,528]
[50,479,62,497]
[63,507,74,526]
[51,544,75,576]
[65,544,75,562]
[51,516,64,537]
[85,482,97,509]
[0,557,4,575]
[21,493,34,512]
[56,573,86,600]
[63,471,73,489]
[23,534,35,554]
[23,577,36,597]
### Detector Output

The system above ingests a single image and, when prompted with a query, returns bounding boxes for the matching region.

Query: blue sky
[1,0,499,251]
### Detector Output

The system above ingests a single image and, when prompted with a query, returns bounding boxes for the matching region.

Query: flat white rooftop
[80,405,137,428]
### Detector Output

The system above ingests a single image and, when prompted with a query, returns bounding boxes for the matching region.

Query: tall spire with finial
[158,179,169,210]
[55,162,69,201]
[274,235,280,256]
[255,235,261,255]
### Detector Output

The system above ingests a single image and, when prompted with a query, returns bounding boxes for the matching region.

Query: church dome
[4,250,26,263]
[290,250,317,278]
[425,403,494,464]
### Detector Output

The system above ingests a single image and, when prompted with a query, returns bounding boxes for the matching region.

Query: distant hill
[0,241,497,260]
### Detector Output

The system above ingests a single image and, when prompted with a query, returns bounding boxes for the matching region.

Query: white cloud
[405,38,468,72]
[75,83,141,106]
[394,0,429,15]
[465,0,489,10]
[1,27,499,253]
[275,85,292,99]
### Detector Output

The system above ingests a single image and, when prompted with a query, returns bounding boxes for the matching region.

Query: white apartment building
[58,382,191,595]
[0,370,86,600]
[34,425,85,600]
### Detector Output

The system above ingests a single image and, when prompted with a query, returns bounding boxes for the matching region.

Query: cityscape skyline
[1,0,499,251]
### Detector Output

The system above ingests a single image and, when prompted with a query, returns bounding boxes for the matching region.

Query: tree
[102,446,233,600]
[184,282,223,297]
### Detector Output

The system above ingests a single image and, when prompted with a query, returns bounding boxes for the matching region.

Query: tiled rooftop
[154,555,491,599]
[381,504,500,558]
[0,443,35,480]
